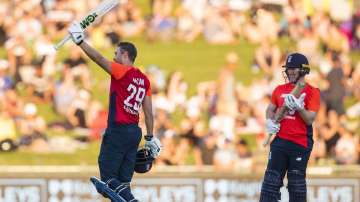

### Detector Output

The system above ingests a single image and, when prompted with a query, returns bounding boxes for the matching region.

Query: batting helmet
[282,53,310,76]
[134,148,155,173]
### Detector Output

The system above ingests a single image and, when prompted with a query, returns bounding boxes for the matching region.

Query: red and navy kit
[108,62,151,126]
[271,82,320,149]
[98,62,151,200]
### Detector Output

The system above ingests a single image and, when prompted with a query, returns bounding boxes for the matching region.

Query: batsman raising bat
[67,21,162,202]
[259,53,320,202]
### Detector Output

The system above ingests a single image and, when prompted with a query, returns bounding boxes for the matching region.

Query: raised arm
[79,42,112,75]
[68,22,112,75]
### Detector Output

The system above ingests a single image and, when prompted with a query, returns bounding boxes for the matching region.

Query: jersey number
[124,83,146,112]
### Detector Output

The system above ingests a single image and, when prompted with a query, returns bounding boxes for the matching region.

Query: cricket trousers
[260,138,312,202]
[98,124,142,201]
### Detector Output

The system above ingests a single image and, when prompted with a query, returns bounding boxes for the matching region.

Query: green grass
[0,142,99,165]
[86,37,258,96]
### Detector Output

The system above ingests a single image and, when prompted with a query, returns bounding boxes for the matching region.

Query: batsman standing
[67,22,162,202]
[260,53,320,202]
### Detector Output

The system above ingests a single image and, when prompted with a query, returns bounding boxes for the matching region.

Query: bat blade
[53,0,120,50]
[262,81,305,147]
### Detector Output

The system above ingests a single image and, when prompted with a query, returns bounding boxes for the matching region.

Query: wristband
[144,135,153,141]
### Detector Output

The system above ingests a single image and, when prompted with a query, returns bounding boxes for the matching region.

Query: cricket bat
[54,0,121,50]
[262,81,306,146]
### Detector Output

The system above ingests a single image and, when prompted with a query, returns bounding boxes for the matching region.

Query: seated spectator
[253,39,281,76]
[0,108,17,152]
[166,71,188,110]
[156,130,177,165]
[319,110,341,158]
[117,0,145,37]
[255,8,279,42]
[243,17,263,44]
[66,89,91,129]
[26,59,55,103]
[173,135,194,165]
[296,28,321,67]
[154,108,172,139]
[175,6,202,42]
[310,128,327,164]
[18,103,49,152]
[233,139,253,172]
[14,11,42,43]
[195,132,218,166]
[334,124,358,164]
[147,0,176,41]
[213,138,236,172]
[63,48,91,89]
[203,7,235,44]
[54,73,77,119]
[0,60,13,98]
[1,89,24,118]
[349,13,360,50]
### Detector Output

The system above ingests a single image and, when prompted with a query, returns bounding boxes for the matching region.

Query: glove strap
[75,37,83,45]
[144,135,153,141]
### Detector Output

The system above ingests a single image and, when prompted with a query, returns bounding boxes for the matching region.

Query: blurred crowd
[0,0,359,172]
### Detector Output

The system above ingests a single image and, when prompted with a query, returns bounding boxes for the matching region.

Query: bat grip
[262,107,287,147]
[54,35,71,50]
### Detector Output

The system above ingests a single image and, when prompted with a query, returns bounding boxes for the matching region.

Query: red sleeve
[111,62,132,80]
[271,86,280,107]
[146,85,152,96]
[306,88,320,112]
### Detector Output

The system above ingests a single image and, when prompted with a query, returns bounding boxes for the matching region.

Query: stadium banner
[0,173,359,202]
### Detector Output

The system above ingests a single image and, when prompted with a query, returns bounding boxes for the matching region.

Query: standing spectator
[323,53,346,116]
[216,52,238,117]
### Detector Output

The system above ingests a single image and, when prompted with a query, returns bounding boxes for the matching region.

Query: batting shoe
[90,176,128,202]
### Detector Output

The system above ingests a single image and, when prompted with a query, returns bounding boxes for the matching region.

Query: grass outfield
[0,34,359,165]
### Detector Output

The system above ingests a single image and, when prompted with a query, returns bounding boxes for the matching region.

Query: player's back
[108,63,151,126]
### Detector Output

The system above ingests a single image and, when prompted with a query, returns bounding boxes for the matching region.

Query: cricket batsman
[259,53,320,202]
[67,21,162,202]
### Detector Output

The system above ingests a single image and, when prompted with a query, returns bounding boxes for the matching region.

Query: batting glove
[284,93,306,111]
[68,21,84,45]
[144,135,162,159]
[265,119,280,135]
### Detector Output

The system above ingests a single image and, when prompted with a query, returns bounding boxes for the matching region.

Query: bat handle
[262,133,274,147]
[54,35,71,50]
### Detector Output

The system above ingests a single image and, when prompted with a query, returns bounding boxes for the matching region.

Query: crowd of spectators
[0,0,359,172]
